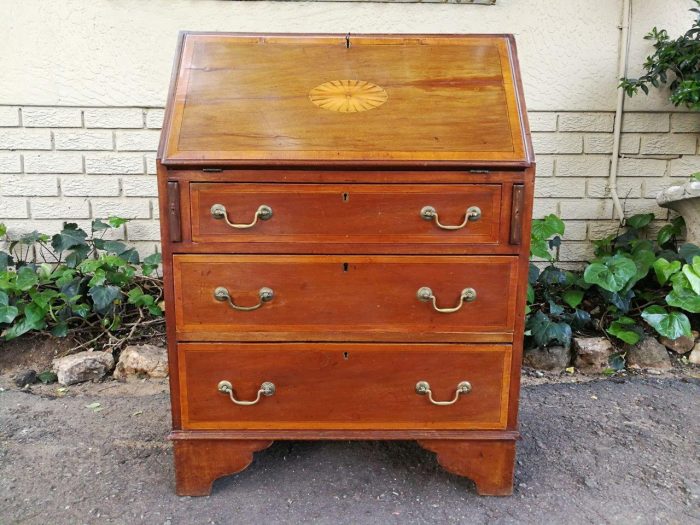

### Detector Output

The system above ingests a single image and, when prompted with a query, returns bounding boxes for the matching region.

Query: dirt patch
[0,334,76,378]
[0,376,698,524]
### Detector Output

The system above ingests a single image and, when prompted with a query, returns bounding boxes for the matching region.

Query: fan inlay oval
[309,80,388,113]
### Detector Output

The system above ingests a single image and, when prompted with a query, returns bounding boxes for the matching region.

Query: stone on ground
[659,331,698,354]
[13,369,37,387]
[689,343,700,366]
[627,338,671,371]
[573,337,614,374]
[52,351,115,386]
[113,344,168,380]
[523,345,571,371]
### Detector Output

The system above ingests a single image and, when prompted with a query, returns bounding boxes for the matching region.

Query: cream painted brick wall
[84,108,144,129]
[0,106,697,264]
[22,107,82,128]
[0,108,20,127]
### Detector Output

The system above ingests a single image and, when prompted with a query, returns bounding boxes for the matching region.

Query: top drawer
[189,183,504,248]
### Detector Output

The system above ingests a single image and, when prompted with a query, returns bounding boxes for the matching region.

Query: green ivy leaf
[681,256,700,294]
[530,239,552,260]
[72,303,91,318]
[692,172,700,182]
[607,317,642,345]
[526,310,572,348]
[583,255,637,292]
[666,287,700,313]
[0,305,19,324]
[0,223,6,237]
[653,258,682,285]
[107,216,129,228]
[51,322,68,337]
[88,285,121,314]
[37,371,58,384]
[51,223,88,252]
[0,251,13,272]
[626,213,654,230]
[65,244,90,269]
[88,269,107,287]
[641,306,691,339]
[562,289,584,309]
[531,214,565,240]
[526,283,535,304]
[679,243,700,264]
[15,266,39,291]
[91,219,112,232]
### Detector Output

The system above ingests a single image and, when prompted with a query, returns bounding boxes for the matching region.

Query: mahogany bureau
[157,32,534,496]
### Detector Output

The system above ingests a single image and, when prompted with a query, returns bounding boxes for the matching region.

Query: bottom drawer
[178,343,512,430]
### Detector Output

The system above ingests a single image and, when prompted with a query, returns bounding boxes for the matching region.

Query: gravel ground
[0,376,698,525]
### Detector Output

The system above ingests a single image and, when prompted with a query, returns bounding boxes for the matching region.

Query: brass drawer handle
[415,380,472,406]
[420,205,481,230]
[210,203,273,229]
[218,380,276,406]
[214,286,274,311]
[416,286,477,313]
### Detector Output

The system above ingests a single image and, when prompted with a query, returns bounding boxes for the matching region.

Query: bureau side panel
[506,166,535,429]
[157,161,183,429]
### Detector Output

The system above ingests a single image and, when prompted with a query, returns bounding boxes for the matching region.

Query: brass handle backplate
[211,203,273,229]
[415,380,472,406]
[416,286,477,313]
[214,286,274,311]
[218,380,276,406]
[420,205,481,230]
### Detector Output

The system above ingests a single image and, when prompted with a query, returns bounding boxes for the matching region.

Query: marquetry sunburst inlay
[309,80,388,113]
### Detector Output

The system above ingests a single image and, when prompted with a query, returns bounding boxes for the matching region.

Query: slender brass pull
[210,203,273,229]
[416,286,477,313]
[415,380,472,406]
[218,380,276,406]
[420,205,481,230]
[213,286,274,311]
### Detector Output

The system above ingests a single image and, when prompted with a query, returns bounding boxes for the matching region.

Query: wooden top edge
[158,158,534,169]
[177,31,517,43]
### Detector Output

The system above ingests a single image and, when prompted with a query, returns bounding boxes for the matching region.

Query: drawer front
[190,183,502,246]
[179,343,511,430]
[173,255,518,342]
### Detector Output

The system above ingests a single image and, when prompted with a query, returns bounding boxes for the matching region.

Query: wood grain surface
[178,343,511,430]
[172,254,518,342]
[190,182,502,246]
[160,33,530,166]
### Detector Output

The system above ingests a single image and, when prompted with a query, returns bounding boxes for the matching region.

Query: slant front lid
[160,33,532,167]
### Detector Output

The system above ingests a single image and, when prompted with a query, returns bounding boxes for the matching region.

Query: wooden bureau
[157,32,534,496]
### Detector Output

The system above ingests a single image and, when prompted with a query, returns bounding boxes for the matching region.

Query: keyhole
[342,262,349,272]
[342,192,349,203]
[343,352,349,360]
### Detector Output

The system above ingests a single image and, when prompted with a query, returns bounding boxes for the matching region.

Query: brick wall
[0,106,697,263]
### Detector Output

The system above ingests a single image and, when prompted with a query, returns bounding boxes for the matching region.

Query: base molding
[170,431,517,496]
[173,439,272,496]
[169,429,520,441]
[417,439,516,496]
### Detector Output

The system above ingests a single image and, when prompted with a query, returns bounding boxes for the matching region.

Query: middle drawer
[173,255,519,342]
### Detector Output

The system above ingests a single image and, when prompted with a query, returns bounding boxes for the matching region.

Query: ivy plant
[526,212,699,352]
[0,219,163,349]
[620,0,700,108]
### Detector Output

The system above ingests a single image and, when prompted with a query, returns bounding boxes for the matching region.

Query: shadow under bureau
[157,32,534,496]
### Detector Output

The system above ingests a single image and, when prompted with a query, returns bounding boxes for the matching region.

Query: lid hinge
[345,33,350,49]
